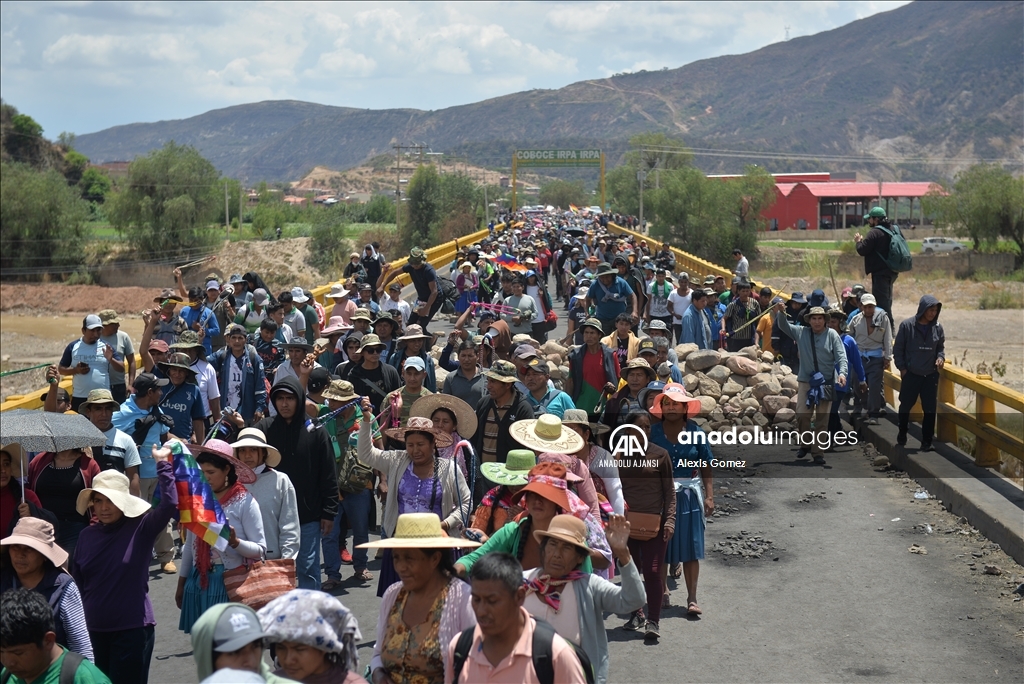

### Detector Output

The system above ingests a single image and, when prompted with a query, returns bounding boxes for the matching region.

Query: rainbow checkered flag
[169,441,230,551]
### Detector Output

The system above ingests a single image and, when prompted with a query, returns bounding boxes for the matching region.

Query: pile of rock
[675,344,800,432]
[429,337,802,433]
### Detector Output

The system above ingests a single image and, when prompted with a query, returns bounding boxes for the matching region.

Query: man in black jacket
[854,207,898,328]
[471,360,534,501]
[893,295,945,452]
[346,333,402,413]
[254,376,337,590]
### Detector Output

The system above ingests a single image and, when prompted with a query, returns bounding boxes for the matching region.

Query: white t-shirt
[191,358,221,417]
[101,426,142,472]
[668,290,693,325]
[525,285,545,323]
[647,280,673,318]
[381,298,411,328]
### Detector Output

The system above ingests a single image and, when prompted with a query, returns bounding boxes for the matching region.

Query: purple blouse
[397,463,443,517]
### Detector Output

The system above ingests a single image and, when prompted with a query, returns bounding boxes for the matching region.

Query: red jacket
[26,452,101,492]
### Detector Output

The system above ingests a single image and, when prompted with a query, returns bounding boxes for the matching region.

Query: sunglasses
[363,348,382,355]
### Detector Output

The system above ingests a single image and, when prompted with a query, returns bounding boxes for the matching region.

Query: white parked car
[921,237,965,254]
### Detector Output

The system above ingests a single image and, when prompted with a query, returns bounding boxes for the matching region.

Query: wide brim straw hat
[327,284,354,300]
[409,394,477,440]
[650,382,702,419]
[1,516,69,568]
[76,469,152,517]
[358,513,482,549]
[509,415,584,455]
[480,449,536,486]
[189,439,258,484]
[231,428,281,469]
[1,443,26,478]
[384,417,453,448]
[532,514,603,564]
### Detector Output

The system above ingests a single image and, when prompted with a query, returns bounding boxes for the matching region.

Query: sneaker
[897,431,908,446]
[623,610,645,631]
[161,561,177,574]
[796,448,809,459]
[340,549,353,564]
[920,442,934,452]
[813,455,826,465]
[644,620,661,639]
[865,418,878,425]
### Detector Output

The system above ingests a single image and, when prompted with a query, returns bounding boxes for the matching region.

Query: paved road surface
[145,277,1022,683]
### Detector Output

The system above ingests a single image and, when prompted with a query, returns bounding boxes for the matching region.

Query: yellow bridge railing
[608,223,1024,467]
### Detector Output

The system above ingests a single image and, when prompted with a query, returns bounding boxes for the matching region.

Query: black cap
[133,372,169,394]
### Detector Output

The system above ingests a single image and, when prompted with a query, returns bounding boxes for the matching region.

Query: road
[145,277,1023,683]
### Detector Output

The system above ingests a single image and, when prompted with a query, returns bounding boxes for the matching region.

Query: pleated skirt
[666,488,705,564]
[179,565,229,634]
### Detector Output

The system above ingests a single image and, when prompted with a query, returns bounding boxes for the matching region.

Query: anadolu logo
[609,423,649,461]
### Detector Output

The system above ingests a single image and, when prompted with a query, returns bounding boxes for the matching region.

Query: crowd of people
[0,205,946,684]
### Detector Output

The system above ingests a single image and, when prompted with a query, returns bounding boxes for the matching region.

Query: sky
[1,1,909,137]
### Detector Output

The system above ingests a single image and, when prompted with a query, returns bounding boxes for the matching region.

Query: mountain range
[73,0,1023,182]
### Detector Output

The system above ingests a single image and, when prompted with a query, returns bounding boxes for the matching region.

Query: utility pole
[393,143,428,235]
[638,169,646,232]
[224,182,230,240]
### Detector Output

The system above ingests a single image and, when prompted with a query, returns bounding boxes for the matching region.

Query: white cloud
[0,0,911,135]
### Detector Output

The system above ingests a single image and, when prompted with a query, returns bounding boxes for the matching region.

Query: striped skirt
[666,488,705,564]
[179,565,229,634]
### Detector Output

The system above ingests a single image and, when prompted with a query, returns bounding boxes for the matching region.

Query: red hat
[510,463,572,513]
[148,339,170,353]
[650,382,702,419]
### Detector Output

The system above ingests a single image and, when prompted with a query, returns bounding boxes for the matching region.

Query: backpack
[438,276,459,302]
[876,223,913,273]
[336,426,373,494]
[1,651,83,684]
[451,618,596,684]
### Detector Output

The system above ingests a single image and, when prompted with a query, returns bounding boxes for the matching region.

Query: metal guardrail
[607,223,1024,467]
[0,228,495,413]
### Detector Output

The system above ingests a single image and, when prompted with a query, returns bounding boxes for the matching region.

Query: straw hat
[480,449,536,486]
[384,417,453,448]
[0,443,25,478]
[357,513,482,549]
[620,357,656,382]
[322,379,360,404]
[76,469,152,518]
[509,463,573,512]
[188,440,258,485]
[509,415,584,455]
[232,428,281,469]
[409,394,477,441]
[1,517,69,568]
[533,514,603,564]
[649,382,702,419]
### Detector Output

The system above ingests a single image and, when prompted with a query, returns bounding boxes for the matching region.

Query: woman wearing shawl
[523,514,644,684]
[177,440,267,634]
[355,402,472,597]
[408,394,477,487]
[359,514,479,684]
[454,262,479,316]
[467,450,535,538]
[559,410,624,517]
[258,589,366,684]
[647,384,713,618]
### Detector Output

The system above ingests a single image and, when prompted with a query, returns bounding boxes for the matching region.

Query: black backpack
[438,276,459,302]
[451,618,596,684]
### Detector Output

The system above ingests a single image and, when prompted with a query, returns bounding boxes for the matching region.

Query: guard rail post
[973,374,1000,467]
[936,373,958,445]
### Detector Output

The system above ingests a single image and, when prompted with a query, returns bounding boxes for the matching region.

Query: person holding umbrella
[70,443,177,684]
[1,445,55,539]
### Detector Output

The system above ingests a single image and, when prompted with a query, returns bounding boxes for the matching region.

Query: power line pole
[393,144,428,235]
[224,181,230,241]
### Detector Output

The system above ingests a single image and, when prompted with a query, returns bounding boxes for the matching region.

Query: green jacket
[191,603,299,684]
[458,519,593,574]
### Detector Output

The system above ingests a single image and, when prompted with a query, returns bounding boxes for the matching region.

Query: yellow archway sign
[511,149,605,211]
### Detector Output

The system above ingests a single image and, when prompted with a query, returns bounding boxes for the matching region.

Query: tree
[607,132,691,216]
[106,142,221,259]
[539,179,587,209]
[925,164,1024,268]
[364,194,396,224]
[1,161,89,274]
[80,167,112,202]
[63,150,88,186]
[4,112,47,166]
[402,164,441,248]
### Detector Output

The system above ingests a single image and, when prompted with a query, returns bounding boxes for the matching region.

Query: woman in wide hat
[354,400,472,597]
[1,516,93,660]
[177,440,267,634]
[559,409,623,518]
[359,513,479,684]
[467,449,536,539]
[408,393,478,487]
[524,514,644,684]
[233,428,299,562]
[647,384,710,603]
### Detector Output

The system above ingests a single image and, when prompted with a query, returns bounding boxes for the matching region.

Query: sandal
[321,579,341,591]
[354,568,374,582]
[687,601,703,616]
[672,563,683,579]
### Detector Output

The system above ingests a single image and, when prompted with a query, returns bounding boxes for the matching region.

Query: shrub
[978,288,1022,310]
